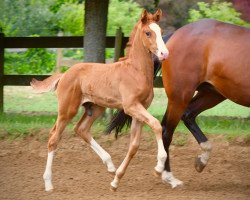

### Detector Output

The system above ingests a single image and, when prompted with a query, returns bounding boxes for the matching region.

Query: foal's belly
[82,93,123,109]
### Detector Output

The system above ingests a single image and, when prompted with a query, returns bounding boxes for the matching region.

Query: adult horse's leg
[161,99,188,188]
[181,85,225,172]
[74,104,116,174]
[110,118,142,191]
[43,93,81,191]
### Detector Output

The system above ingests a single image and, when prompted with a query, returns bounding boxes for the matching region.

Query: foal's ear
[153,9,162,22]
[141,9,149,24]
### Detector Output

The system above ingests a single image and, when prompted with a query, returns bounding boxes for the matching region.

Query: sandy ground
[0,131,249,200]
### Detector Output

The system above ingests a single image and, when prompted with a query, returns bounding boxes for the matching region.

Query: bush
[188,1,250,27]
[5,48,56,74]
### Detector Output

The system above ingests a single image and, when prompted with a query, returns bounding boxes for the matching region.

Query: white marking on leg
[90,138,116,173]
[43,151,54,191]
[162,170,183,188]
[110,176,119,190]
[199,141,212,165]
[154,139,167,173]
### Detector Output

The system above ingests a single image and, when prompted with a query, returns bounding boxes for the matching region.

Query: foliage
[55,2,84,35]
[5,48,56,74]
[107,0,142,36]
[0,0,57,36]
[0,0,142,37]
[188,1,250,27]
[63,49,84,60]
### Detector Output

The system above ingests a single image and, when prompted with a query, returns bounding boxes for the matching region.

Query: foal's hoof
[45,186,54,192]
[194,157,206,173]
[110,185,117,192]
[153,170,161,177]
[108,171,116,176]
[44,181,54,192]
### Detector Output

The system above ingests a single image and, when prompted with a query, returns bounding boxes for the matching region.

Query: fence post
[55,31,64,73]
[0,32,4,113]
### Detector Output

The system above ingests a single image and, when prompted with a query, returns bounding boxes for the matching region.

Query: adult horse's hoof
[194,157,206,173]
[161,171,183,188]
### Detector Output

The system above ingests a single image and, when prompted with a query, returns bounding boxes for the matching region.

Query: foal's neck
[129,30,154,82]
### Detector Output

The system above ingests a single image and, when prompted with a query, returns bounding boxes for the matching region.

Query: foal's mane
[119,20,141,61]
[120,12,156,61]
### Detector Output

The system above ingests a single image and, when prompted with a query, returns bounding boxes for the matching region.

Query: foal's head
[140,9,168,61]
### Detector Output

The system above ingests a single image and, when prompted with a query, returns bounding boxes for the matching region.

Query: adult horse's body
[31,9,169,191]
[107,19,250,187]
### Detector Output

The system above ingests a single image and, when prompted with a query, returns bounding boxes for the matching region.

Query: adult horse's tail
[105,33,173,138]
[30,73,63,93]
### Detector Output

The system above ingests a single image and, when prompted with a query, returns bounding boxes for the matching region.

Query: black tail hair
[105,33,174,137]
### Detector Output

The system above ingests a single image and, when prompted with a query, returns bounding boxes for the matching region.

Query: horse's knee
[129,141,140,157]
[48,136,59,151]
[181,110,195,123]
[74,124,82,136]
[151,120,162,134]
[74,126,90,142]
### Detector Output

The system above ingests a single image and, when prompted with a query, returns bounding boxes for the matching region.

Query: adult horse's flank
[161,19,250,181]
[31,9,168,191]
[107,19,250,188]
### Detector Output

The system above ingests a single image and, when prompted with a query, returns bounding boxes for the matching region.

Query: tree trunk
[84,0,109,63]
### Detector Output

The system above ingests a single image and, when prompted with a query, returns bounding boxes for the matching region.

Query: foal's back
[165,19,250,106]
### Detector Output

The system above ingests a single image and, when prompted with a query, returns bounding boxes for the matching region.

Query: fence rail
[0,32,163,113]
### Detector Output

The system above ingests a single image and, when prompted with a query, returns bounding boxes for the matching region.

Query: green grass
[1,86,250,140]
[148,89,250,118]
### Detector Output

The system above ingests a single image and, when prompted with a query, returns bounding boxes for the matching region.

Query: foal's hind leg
[182,86,225,172]
[43,102,81,191]
[74,104,116,174]
[110,118,142,191]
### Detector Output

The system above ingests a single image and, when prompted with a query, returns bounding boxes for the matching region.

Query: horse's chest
[139,87,154,108]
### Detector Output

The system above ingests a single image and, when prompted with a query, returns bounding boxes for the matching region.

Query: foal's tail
[30,73,63,93]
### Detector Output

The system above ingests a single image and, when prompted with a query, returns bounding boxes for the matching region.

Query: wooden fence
[0,30,163,113]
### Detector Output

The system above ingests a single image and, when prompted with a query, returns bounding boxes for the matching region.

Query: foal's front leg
[124,103,167,174]
[110,118,142,191]
[110,104,167,191]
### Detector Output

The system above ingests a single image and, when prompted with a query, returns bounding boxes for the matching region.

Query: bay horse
[106,19,250,188]
[31,9,169,191]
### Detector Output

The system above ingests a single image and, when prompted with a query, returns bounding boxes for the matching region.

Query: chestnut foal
[31,9,168,191]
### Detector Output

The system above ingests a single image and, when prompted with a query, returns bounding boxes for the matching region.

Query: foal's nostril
[161,52,168,59]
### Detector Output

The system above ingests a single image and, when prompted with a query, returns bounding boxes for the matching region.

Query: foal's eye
[145,31,151,37]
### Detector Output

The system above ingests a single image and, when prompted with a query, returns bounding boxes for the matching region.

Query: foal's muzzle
[157,51,169,61]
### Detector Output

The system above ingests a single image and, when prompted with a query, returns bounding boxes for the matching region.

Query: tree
[84,0,109,63]
[55,2,84,35]
[0,0,56,36]
[188,1,250,27]
[107,0,141,36]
